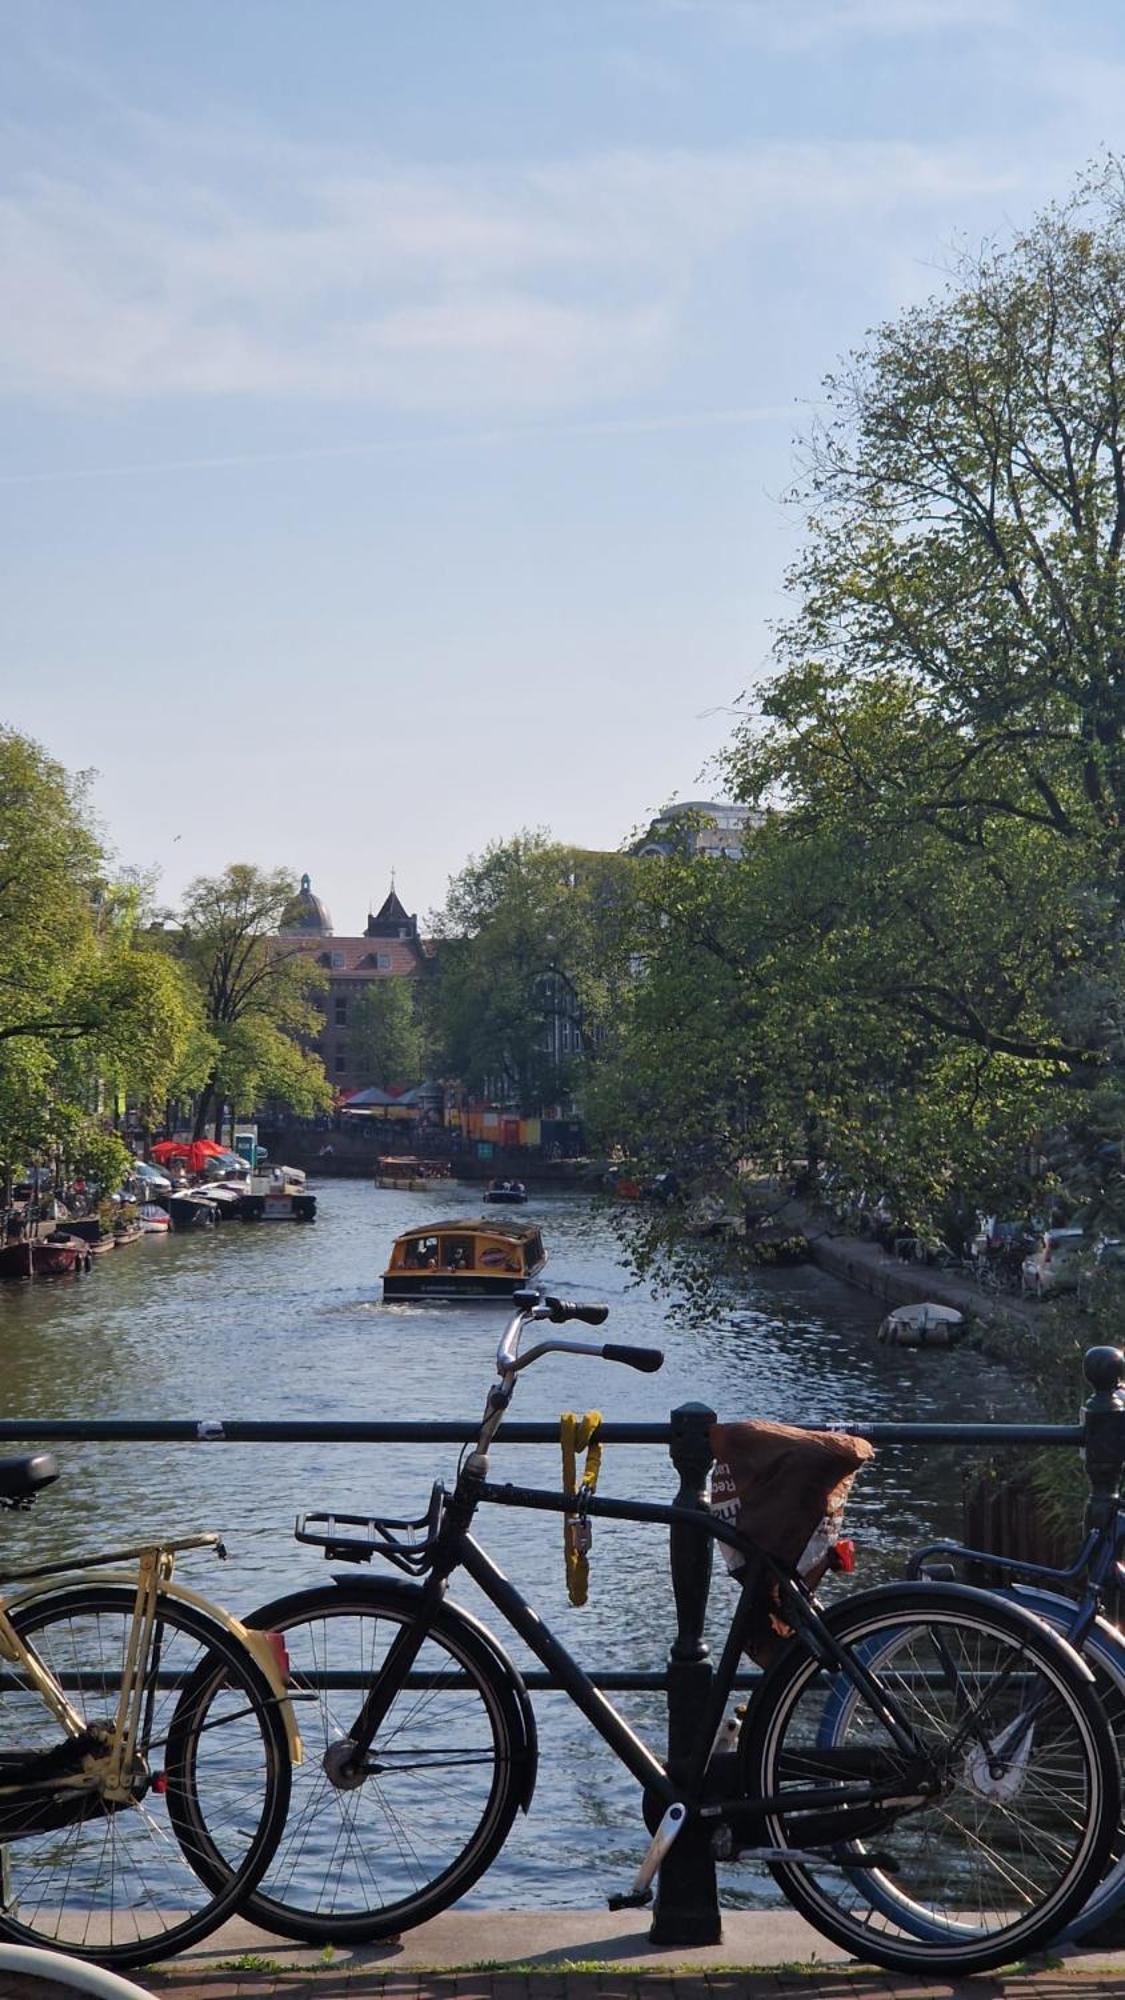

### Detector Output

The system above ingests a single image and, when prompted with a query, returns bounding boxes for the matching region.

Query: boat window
[403,1234,439,1269]
[440,1236,471,1270]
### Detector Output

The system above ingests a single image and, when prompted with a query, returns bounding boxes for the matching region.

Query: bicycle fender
[249,1574,539,1814]
[4,1570,305,1766]
[804,1578,1098,1684]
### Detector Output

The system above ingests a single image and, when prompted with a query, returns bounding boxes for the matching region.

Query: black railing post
[650,1399,722,1946]
[1083,1345,1125,1600]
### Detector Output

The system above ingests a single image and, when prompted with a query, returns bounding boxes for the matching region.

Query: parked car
[1077,1237,1125,1305]
[1020,1227,1090,1299]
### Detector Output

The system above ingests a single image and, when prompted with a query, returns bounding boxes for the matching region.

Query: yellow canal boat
[383,1216,547,1302]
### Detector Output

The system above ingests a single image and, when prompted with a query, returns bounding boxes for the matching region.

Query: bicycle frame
[0,1535,302,1792]
[344,1473,938,1836]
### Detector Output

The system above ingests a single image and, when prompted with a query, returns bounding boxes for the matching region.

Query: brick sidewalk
[130,1973,1125,2000]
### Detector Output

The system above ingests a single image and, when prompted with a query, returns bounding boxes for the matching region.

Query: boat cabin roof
[394,1216,540,1243]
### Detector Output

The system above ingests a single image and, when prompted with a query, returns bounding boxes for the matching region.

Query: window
[334,998,348,1027]
[335,1052,347,1073]
[331,951,345,969]
[377,952,391,970]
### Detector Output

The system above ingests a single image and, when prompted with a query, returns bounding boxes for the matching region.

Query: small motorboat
[0,1232,87,1279]
[168,1190,223,1231]
[136,1203,171,1233]
[483,1179,528,1205]
[877,1303,965,1348]
[383,1216,547,1301]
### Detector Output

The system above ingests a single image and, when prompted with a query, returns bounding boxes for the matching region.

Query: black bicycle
[204,1290,1119,1973]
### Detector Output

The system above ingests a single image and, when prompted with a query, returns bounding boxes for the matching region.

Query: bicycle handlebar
[494,1292,664,1378]
[545,1297,609,1326]
[602,1343,664,1373]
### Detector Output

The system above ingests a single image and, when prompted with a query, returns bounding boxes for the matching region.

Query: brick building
[279,874,426,1095]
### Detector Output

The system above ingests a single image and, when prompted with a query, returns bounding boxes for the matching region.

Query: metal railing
[0,1350,1118,1951]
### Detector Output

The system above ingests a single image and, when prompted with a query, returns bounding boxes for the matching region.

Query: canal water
[0,1180,1043,1911]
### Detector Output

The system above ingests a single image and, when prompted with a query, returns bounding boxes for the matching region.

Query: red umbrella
[150,1139,228,1174]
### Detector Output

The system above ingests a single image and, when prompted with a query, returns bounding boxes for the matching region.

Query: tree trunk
[193,1076,217,1140]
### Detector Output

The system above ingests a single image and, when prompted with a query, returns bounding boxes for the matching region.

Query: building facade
[279,874,426,1095]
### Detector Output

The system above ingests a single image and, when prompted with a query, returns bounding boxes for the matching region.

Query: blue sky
[2,0,1123,928]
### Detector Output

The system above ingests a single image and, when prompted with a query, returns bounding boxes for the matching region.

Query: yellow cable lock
[560,1410,602,1606]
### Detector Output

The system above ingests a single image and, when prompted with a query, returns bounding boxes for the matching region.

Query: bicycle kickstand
[607,1802,687,1911]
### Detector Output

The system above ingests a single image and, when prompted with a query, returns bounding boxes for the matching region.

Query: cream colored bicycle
[0,1450,298,1969]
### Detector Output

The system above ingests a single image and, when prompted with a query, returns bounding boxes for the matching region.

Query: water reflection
[0,1181,1041,1909]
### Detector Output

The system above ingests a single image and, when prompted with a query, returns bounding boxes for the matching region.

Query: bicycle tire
[0,1584,291,1968]
[0,1941,153,1996]
[981,1587,1125,1946]
[739,1581,1119,1975]
[188,1580,530,1943]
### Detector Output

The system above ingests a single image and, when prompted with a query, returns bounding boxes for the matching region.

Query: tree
[0,730,207,1181]
[697,163,1125,1226]
[426,834,634,1111]
[351,977,427,1091]
[172,865,332,1137]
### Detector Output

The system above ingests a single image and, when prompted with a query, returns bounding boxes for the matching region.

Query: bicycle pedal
[607,1888,653,1910]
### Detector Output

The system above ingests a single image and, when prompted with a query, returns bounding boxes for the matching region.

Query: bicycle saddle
[0,1454,59,1505]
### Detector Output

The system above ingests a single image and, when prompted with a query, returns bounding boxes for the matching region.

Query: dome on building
[280,872,333,935]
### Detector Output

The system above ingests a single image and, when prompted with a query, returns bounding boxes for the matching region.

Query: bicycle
[833,1339,1125,1948]
[0,1449,296,1968]
[177,1286,1121,1973]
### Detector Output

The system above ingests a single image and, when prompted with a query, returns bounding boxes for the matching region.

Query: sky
[3,0,1124,932]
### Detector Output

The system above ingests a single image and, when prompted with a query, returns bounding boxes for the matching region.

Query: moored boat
[0,1232,87,1279]
[877,1302,966,1348]
[137,1203,172,1233]
[239,1166,316,1223]
[383,1216,547,1301]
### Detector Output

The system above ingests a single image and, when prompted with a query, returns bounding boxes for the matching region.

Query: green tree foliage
[351,976,427,1091]
[173,865,332,1137]
[595,169,1125,1234]
[0,729,205,1180]
[426,833,634,1110]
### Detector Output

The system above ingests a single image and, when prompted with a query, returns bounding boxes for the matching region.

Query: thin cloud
[0,403,795,487]
[0,125,1021,411]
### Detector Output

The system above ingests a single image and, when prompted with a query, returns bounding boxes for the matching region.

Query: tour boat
[375,1156,453,1191]
[383,1216,547,1301]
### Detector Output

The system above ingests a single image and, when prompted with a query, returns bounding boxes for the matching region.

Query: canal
[0,1179,1043,1912]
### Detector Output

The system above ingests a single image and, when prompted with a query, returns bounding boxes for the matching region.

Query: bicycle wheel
[0,1584,291,1968]
[811,1583,1125,1948]
[739,1581,1119,1975]
[987,1588,1125,1946]
[0,1941,153,1996]
[192,1581,531,1942]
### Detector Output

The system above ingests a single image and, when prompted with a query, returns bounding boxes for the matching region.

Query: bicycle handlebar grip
[545,1297,609,1325]
[602,1343,664,1372]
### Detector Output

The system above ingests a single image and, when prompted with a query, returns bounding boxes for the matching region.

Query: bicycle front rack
[295,1481,445,1575]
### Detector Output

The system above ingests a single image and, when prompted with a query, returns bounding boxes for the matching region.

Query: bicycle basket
[710,1419,874,1663]
[295,1480,445,1575]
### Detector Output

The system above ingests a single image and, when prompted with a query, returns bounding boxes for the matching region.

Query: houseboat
[383,1216,547,1301]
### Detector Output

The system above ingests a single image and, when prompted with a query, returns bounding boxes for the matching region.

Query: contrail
[0,404,795,488]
